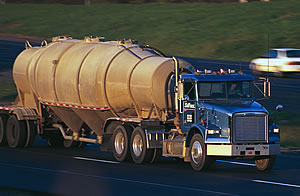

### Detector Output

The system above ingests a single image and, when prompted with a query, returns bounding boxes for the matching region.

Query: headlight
[273,128,280,133]
[207,129,221,135]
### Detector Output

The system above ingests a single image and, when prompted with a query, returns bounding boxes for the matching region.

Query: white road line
[217,160,256,167]
[253,180,300,188]
[73,156,119,164]
[0,163,237,196]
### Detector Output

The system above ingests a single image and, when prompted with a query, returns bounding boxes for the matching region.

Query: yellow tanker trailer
[0,36,193,164]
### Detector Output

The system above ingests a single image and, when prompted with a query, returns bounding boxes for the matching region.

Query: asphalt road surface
[0,140,300,196]
[1,38,300,196]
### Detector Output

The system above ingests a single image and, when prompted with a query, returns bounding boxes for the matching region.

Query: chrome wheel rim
[114,131,125,155]
[191,141,203,164]
[132,133,143,157]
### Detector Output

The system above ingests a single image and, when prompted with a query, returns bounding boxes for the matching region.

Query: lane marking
[217,160,256,167]
[0,163,237,196]
[73,156,119,164]
[253,180,300,188]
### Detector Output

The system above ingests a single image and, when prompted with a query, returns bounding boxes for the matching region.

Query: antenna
[267,34,270,73]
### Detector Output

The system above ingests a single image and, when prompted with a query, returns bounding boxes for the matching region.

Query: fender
[185,124,206,147]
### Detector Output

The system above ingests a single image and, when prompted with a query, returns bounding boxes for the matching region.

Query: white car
[249,48,300,76]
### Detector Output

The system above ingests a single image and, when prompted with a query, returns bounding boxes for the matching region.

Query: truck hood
[201,100,268,116]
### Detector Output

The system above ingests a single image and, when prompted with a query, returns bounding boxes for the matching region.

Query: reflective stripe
[0,106,13,111]
[40,101,110,111]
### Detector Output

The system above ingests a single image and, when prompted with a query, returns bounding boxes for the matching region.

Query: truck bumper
[207,144,280,156]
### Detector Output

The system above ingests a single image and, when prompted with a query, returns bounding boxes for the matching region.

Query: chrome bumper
[207,144,280,156]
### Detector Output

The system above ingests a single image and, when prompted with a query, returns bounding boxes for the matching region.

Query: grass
[0,82,17,103]
[0,0,300,61]
[270,112,300,148]
[280,125,300,148]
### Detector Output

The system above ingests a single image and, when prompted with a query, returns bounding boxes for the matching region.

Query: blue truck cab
[173,70,280,171]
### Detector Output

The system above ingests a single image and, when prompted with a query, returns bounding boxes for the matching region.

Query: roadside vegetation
[0,0,299,61]
[0,0,299,148]
[0,82,17,103]
[271,112,300,148]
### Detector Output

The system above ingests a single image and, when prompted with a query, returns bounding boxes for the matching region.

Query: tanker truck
[0,36,281,171]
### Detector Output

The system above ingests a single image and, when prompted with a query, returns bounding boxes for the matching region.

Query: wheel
[274,72,288,77]
[255,156,276,171]
[150,148,162,164]
[6,115,27,148]
[130,127,153,164]
[253,70,263,76]
[189,134,212,171]
[24,120,36,148]
[112,125,132,162]
[0,115,7,146]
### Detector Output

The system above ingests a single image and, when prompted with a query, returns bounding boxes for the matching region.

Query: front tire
[130,127,153,164]
[189,134,212,171]
[255,156,276,171]
[112,125,132,162]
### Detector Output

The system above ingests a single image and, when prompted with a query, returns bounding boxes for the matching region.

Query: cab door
[181,81,197,132]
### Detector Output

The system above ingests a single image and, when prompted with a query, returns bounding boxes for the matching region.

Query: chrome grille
[233,112,267,143]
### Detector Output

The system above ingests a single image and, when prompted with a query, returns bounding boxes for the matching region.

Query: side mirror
[276,104,283,112]
[254,77,270,101]
[178,82,184,100]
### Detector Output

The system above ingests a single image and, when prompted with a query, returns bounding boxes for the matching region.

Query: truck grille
[233,112,267,143]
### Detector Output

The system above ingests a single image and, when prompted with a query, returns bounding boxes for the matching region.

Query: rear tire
[130,127,153,164]
[24,120,36,148]
[189,134,212,171]
[0,115,7,146]
[6,115,27,148]
[255,156,276,171]
[112,125,132,162]
[150,148,162,164]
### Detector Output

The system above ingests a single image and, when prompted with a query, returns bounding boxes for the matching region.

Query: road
[0,38,300,195]
[1,140,300,196]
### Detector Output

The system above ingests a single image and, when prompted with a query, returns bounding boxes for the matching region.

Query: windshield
[197,81,253,99]
[286,50,300,58]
